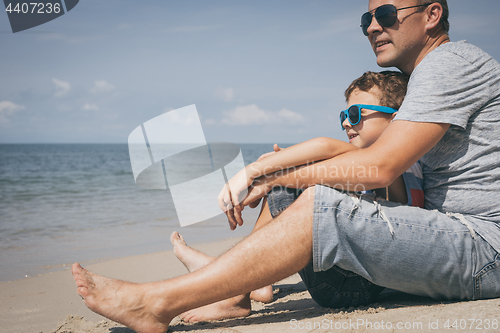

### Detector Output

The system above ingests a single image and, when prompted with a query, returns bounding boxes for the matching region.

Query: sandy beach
[1,237,499,333]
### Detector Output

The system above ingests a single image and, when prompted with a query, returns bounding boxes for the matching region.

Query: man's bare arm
[242,121,450,206]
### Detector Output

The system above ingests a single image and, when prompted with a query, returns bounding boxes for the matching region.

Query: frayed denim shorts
[267,185,500,306]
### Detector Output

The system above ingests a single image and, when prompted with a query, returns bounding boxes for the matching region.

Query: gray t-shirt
[395,40,500,252]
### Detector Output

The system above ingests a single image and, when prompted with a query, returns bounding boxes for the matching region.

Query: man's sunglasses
[340,104,397,130]
[361,3,431,36]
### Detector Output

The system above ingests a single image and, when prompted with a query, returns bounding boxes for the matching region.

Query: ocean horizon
[0,143,294,282]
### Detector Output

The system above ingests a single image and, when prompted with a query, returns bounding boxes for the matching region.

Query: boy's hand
[256,143,282,161]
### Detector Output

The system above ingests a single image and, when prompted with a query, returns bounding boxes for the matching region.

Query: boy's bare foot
[250,285,274,303]
[180,295,251,323]
[170,231,213,272]
[72,263,172,333]
[171,231,274,304]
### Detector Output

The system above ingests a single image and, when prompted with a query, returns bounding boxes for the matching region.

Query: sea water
[0,143,289,281]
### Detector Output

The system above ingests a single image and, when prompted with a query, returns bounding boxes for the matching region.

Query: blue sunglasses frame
[340,104,398,130]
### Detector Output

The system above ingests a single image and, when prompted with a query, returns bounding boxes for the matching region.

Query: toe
[180,311,195,323]
[170,231,186,246]
[170,231,180,244]
[71,262,82,275]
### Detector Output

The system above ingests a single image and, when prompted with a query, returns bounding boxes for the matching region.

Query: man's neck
[402,33,451,75]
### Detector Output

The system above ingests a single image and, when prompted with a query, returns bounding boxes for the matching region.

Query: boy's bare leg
[170,231,252,322]
[171,198,274,273]
[248,197,275,302]
[169,198,275,322]
[72,187,314,333]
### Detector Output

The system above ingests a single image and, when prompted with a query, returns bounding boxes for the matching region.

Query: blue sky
[1,0,499,144]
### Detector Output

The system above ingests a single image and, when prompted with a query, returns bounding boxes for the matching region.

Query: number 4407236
[5,2,61,14]
[443,319,498,330]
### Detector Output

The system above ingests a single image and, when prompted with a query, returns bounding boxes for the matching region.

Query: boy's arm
[218,137,358,228]
[246,137,359,180]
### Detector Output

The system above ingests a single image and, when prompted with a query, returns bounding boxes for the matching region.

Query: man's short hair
[344,71,409,110]
[418,0,449,33]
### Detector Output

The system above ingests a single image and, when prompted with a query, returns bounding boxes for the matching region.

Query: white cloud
[216,87,234,102]
[90,80,116,94]
[52,78,71,97]
[82,103,99,111]
[222,104,304,126]
[278,108,305,123]
[0,101,25,124]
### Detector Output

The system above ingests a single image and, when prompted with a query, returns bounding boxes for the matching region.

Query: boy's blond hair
[344,71,409,110]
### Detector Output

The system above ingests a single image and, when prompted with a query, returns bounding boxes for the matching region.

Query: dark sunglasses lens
[375,4,397,27]
[340,112,347,129]
[361,12,372,36]
[348,106,360,125]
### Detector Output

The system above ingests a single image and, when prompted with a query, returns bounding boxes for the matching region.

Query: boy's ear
[390,112,397,120]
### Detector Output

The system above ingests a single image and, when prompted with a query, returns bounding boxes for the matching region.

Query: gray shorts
[267,185,500,305]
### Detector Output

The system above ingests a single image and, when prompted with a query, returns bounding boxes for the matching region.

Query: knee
[294,186,315,208]
[280,186,315,219]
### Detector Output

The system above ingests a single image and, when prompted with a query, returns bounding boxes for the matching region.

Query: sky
[1,0,499,144]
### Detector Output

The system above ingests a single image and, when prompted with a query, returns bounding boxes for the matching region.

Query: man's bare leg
[169,198,275,322]
[170,231,252,322]
[72,187,315,333]
[171,198,274,305]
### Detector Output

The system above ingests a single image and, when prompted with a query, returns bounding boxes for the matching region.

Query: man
[72,1,500,332]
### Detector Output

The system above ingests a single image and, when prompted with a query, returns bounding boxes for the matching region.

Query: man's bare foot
[180,295,251,323]
[250,285,274,303]
[72,263,172,333]
[170,231,214,272]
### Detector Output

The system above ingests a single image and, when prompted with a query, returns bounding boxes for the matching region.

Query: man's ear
[390,112,397,120]
[425,3,443,32]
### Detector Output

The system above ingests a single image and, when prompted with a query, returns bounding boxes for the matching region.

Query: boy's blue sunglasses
[340,104,398,130]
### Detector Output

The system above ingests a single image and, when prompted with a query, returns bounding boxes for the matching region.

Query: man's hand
[221,171,278,230]
[241,175,276,207]
[248,144,282,208]
[218,168,251,211]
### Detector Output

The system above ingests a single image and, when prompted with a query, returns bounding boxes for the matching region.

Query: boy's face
[344,88,394,148]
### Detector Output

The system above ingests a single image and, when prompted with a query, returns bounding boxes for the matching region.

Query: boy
[172,70,422,322]
[218,70,422,224]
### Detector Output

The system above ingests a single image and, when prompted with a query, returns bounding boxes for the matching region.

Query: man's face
[366,0,428,74]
